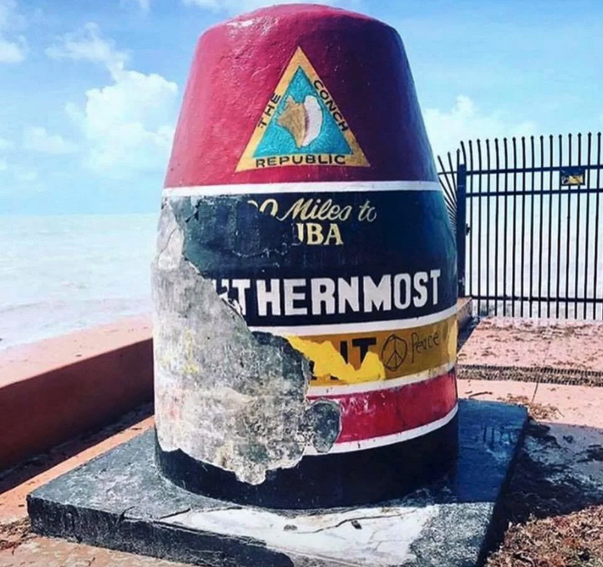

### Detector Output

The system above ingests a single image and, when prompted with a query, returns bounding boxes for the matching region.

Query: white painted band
[162,180,442,197]
[307,361,455,397]
[304,404,459,455]
[249,303,458,337]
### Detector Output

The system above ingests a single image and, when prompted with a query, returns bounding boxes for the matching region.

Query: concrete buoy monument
[28,5,528,566]
[153,3,458,508]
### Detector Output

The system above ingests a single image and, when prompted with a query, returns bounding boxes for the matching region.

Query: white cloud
[46,22,127,75]
[50,23,178,176]
[66,70,177,175]
[0,0,26,63]
[0,164,45,196]
[183,0,339,14]
[423,95,537,159]
[0,36,25,63]
[0,165,42,197]
[23,126,76,155]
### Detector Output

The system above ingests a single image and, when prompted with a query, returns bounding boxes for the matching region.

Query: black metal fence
[438,133,603,319]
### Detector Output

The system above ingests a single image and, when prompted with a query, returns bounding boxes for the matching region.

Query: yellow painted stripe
[287,315,457,387]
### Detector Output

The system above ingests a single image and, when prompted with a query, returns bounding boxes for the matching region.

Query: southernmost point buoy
[152,4,458,508]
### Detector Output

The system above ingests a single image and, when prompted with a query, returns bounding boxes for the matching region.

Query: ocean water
[0,213,158,351]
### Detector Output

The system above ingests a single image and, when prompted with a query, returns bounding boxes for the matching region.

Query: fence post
[456,164,467,297]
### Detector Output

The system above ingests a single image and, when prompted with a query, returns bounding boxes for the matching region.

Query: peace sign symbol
[381,334,408,371]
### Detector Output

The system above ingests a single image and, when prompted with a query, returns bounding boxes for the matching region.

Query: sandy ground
[459,317,603,372]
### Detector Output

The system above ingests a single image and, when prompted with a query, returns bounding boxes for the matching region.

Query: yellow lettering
[306,223,324,245]
[324,223,343,245]
[258,198,279,216]
[278,198,314,221]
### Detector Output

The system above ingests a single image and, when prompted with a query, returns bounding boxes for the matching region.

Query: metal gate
[438,133,603,319]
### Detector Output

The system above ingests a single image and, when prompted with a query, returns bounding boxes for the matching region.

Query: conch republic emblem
[236,47,370,171]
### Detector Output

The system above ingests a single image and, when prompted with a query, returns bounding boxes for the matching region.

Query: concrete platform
[27,400,527,567]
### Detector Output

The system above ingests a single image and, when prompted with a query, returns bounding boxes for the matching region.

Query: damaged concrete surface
[152,202,340,485]
[163,504,438,566]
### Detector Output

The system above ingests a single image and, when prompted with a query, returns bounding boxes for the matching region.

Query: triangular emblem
[236,47,370,172]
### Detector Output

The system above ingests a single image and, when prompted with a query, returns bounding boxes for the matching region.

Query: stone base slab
[27,400,527,567]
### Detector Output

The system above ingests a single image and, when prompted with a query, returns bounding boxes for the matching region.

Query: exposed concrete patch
[164,505,437,566]
[152,203,340,485]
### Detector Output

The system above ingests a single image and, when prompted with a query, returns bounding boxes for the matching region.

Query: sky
[0,0,602,215]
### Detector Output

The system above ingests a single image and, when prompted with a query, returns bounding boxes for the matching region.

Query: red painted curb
[0,317,153,471]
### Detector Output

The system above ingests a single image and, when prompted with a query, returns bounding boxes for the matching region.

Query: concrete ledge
[457,297,473,330]
[0,317,153,471]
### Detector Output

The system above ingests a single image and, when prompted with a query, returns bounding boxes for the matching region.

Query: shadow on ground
[0,403,153,495]
[487,418,603,566]
[504,420,603,523]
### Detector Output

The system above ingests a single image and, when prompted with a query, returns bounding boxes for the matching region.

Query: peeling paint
[287,336,386,384]
[152,202,341,485]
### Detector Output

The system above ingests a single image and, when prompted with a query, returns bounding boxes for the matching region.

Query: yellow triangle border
[236,47,370,172]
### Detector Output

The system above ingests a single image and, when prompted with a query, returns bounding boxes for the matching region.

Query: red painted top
[164,4,437,188]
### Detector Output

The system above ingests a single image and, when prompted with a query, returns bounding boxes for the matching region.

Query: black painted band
[156,414,458,509]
